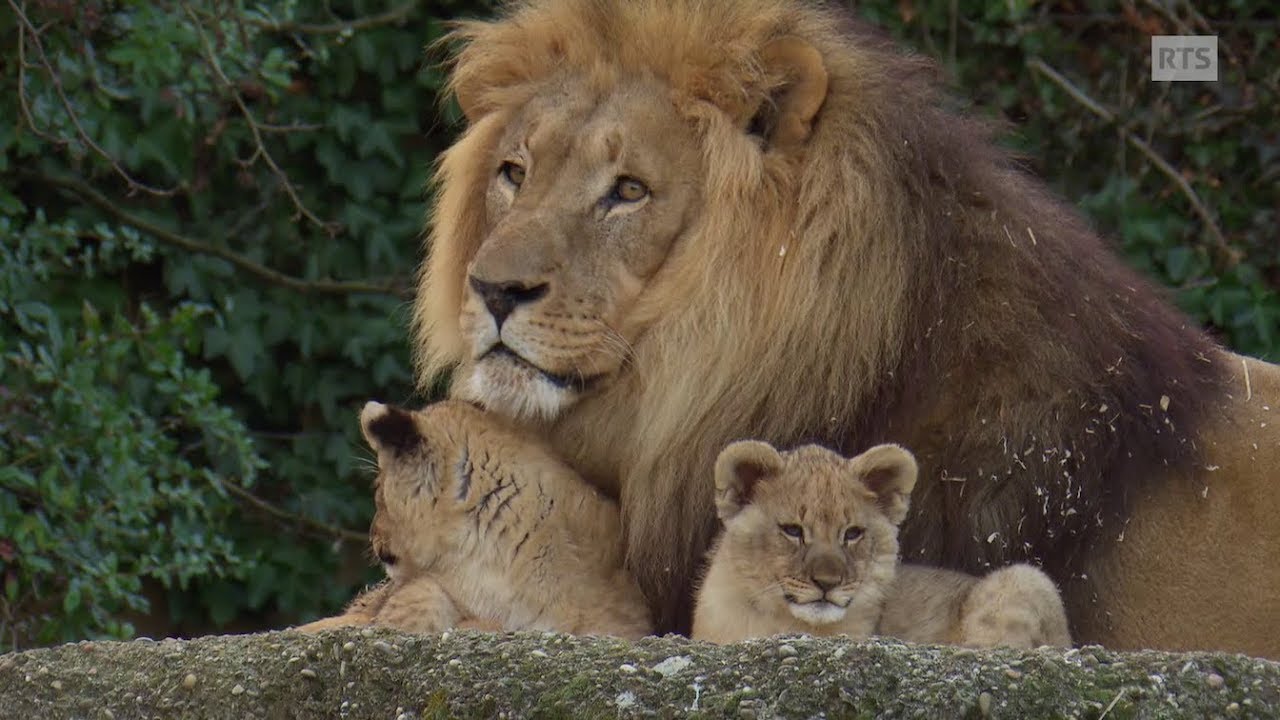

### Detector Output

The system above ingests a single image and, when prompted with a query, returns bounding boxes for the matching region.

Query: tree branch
[181,2,339,235]
[7,0,183,197]
[1026,58,1238,267]
[245,1,418,35]
[216,477,368,545]
[28,171,411,298]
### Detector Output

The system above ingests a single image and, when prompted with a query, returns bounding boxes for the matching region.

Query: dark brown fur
[746,16,1226,622]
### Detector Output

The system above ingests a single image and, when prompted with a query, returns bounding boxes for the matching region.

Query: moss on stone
[0,629,1277,719]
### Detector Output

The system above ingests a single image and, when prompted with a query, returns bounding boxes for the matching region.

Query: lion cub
[296,400,652,638]
[692,441,1071,648]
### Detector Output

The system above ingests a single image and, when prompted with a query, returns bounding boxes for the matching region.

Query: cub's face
[713,442,918,626]
[361,399,572,582]
[451,76,702,421]
[360,400,498,580]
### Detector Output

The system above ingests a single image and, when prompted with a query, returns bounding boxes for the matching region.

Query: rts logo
[1151,36,1218,81]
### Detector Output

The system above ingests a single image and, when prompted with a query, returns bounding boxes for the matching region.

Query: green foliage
[0,0,467,647]
[867,0,1278,359]
[0,0,1274,648]
[0,211,260,644]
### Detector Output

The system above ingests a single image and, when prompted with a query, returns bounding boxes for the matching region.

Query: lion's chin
[787,600,848,626]
[454,356,575,422]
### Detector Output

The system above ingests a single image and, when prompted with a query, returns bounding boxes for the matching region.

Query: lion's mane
[414,0,1226,634]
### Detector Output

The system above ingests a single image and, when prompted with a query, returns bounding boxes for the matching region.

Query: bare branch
[255,121,325,133]
[29,171,411,299]
[245,1,418,35]
[7,0,183,197]
[180,2,340,235]
[1139,0,1241,68]
[1026,58,1237,266]
[215,477,368,545]
[13,14,62,148]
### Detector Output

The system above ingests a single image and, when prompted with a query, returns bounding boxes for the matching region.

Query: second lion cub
[692,441,1071,648]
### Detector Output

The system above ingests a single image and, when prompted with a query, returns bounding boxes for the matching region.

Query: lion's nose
[468,275,549,328]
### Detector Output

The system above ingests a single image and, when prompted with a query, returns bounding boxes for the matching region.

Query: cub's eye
[500,161,526,187]
[609,176,649,204]
[778,523,804,540]
[843,526,865,543]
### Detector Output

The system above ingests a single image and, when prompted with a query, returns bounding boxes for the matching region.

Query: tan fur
[693,442,1071,649]
[297,400,652,638]
[293,581,387,632]
[415,0,1280,654]
[1078,355,1280,657]
[292,577,466,633]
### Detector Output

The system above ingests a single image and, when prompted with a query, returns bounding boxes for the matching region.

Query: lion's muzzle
[468,275,549,329]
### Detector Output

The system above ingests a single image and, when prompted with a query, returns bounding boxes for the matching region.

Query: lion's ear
[452,78,489,123]
[850,444,918,526]
[360,401,422,456]
[453,86,479,123]
[714,440,785,521]
[746,36,829,151]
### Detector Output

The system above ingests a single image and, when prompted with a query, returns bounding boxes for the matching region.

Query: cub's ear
[360,401,422,456]
[746,36,829,151]
[714,440,785,521]
[850,444,918,526]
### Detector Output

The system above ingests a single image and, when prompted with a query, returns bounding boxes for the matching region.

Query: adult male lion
[413,0,1280,655]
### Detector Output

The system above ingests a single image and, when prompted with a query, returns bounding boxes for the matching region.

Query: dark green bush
[0,0,454,646]
[0,0,1274,648]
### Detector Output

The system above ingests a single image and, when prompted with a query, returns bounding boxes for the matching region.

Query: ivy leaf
[1165,246,1194,284]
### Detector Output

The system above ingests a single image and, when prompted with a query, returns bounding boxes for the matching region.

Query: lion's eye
[500,161,526,187]
[610,176,649,203]
[779,523,804,540]
[844,526,865,543]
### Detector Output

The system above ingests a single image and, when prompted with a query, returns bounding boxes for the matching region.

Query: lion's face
[713,442,917,626]
[451,77,703,420]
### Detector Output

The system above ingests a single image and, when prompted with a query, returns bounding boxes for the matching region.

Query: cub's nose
[468,275,549,328]
[812,574,842,593]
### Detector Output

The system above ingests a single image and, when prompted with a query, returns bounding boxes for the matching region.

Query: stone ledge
[1,629,1277,719]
